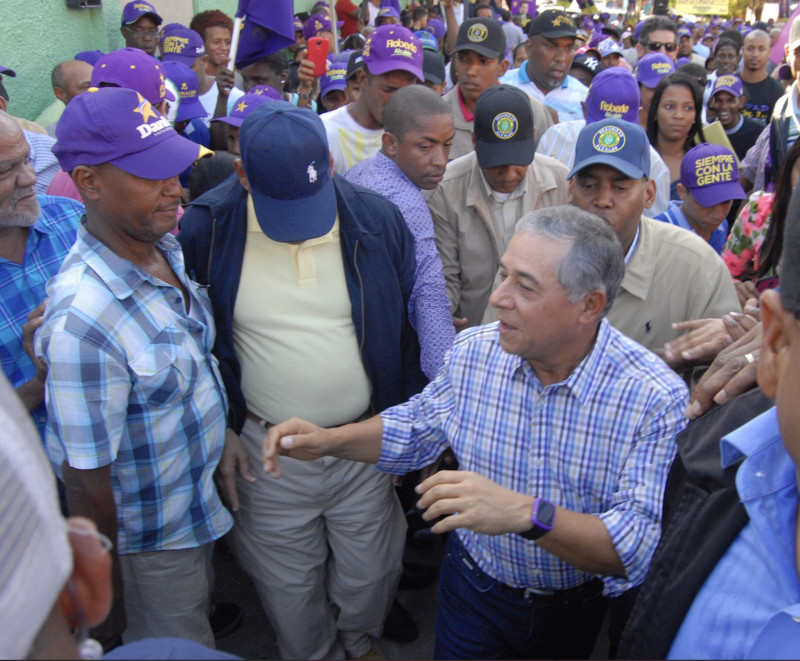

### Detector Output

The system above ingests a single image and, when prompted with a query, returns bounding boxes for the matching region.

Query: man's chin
[2,201,40,229]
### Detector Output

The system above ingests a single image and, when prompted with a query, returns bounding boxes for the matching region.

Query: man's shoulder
[500,66,525,87]
[531,152,569,178]
[643,214,723,262]
[335,174,407,227]
[440,151,478,184]
[563,75,589,94]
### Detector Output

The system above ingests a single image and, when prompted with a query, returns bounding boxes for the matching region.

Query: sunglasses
[645,40,677,53]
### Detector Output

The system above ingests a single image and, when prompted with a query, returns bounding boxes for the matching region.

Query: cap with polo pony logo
[453,18,506,59]
[473,84,535,169]
[568,118,651,180]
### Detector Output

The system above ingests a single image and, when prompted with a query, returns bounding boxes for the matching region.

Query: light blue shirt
[668,408,800,659]
[501,62,587,122]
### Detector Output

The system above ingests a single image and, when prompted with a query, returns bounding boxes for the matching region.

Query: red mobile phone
[307,37,329,77]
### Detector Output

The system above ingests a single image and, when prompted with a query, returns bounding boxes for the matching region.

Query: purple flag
[235,0,295,69]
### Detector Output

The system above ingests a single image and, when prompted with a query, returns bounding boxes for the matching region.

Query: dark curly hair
[189,9,233,41]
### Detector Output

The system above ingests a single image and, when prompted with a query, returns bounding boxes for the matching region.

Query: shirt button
[533,458,545,468]
[39,416,46,423]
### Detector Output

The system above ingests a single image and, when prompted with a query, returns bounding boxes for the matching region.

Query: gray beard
[0,196,40,229]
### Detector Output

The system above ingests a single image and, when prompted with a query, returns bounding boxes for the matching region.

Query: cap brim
[175,98,208,122]
[568,154,645,180]
[535,29,577,39]
[452,42,502,58]
[689,182,747,207]
[250,180,337,243]
[111,132,211,179]
[364,59,423,82]
[0,66,16,77]
[475,136,535,169]
[424,72,444,85]
[211,115,243,127]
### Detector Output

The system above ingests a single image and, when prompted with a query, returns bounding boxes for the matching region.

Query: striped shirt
[0,195,82,436]
[378,319,688,596]
[39,222,232,554]
[322,103,383,175]
[501,63,588,122]
[537,119,672,217]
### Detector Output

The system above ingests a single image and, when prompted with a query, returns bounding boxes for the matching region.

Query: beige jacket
[427,151,568,328]
[443,84,555,162]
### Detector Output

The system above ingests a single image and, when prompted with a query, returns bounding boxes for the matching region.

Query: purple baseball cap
[680,143,746,206]
[239,103,337,243]
[377,6,401,21]
[212,86,282,128]
[163,61,206,123]
[91,47,175,104]
[636,52,675,88]
[121,0,162,26]
[677,26,693,39]
[426,18,446,40]
[160,24,206,67]
[293,17,304,33]
[75,50,104,66]
[303,13,343,40]
[320,61,348,98]
[0,65,16,78]
[585,68,639,124]
[53,86,210,178]
[362,25,423,81]
[710,73,744,98]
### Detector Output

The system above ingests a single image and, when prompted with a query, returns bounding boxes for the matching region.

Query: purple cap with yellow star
[211,86,283,128]
[53,86,211,179]
[91,47,175,105]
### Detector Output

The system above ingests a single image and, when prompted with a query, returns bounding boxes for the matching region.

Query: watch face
[537,500,556,529]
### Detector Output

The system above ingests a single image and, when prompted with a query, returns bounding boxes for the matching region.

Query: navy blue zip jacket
[177,173,427,435]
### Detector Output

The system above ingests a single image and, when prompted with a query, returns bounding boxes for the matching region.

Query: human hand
[215,428,256,512]
[262,417,329,478]
[452,315,468,328]
[22,300,47,380]
[685,322,762,420]
[415,470,532,535]
[733,279,758,309]
[215,66,236,97]
[664,317,732,370]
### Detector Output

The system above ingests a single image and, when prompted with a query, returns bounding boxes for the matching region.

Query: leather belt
[499,577,604,607]
[245,408,372,429]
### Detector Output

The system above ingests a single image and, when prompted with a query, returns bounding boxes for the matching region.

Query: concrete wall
[1,0,319,120]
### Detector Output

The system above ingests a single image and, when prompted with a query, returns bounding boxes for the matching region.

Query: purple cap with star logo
[212,86,282,128]
[53,86,211,179]
[91,47,175,104]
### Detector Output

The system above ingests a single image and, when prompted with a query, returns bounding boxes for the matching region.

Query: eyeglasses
[645,40,677,53]
[124,26,159,38]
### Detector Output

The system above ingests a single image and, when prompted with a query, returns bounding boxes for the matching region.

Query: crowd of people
[2,0,800,659]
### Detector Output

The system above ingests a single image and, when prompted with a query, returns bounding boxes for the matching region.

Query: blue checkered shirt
[0,195,82,436]
[38,221,233,554]
[378,320,688,596]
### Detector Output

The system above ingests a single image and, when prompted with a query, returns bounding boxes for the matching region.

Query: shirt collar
[457,86,474,122]
[76,218,184,300]
[619,216,653,299]
[518,62,570,89]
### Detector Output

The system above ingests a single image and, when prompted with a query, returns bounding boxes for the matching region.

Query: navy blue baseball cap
[239,103,336,243]
[568,118,651,180]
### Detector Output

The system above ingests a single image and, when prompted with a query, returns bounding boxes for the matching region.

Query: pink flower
[724,251,746,277]
[754,194,774,229]
[742,222,754,237]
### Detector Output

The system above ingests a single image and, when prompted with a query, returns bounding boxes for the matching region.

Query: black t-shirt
[728,115,766,160]
[741,76,785,125]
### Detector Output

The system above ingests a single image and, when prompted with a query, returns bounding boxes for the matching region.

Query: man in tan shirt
[429,84,568,329]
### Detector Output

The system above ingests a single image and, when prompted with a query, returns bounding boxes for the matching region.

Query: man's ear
[382,131,399,158]
[53,87,69,105]
[567,176,575,204]
[758,289,793,398]
[643,177,657,210]
[498,57,509,78]
[233,158,250,192]
[580,290,607,324]
[676,182,688,203]
[57,517,112,629]
[72,166,101,202]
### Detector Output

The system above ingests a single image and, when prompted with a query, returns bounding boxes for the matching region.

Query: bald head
[51,60,93,105]
[744,29,770,47]
[743,29,771,75]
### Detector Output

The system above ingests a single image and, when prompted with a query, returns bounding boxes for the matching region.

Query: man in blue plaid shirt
[0,112,83,439]
[38,87,230,651]
[263,206,689,659]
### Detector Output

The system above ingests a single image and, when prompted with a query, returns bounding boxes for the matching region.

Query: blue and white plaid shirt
[0,195,82,436]
[39,221,232,554]
[378,320,688,596]
[501,64,588,123]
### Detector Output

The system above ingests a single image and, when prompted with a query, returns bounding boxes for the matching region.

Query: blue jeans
[434,534,608,660]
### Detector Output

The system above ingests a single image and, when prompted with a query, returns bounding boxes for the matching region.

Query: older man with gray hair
[262,205,689,660]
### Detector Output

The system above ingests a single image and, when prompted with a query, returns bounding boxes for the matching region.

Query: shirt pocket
[129,327,197,408]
